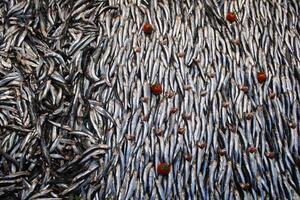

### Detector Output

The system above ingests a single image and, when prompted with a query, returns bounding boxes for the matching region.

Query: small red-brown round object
[177,128,185,134]
[143,23,153,34]
[157,162,171,176]
[223,101,230,108]
[178,128,185,134]
[155,128,163,136]
[269,92,276,100]
[197,143,207,149]
[240,183,251,190]
[182,113,192,121]
[142,115,149,122]
[265,152,275,159]
[125,134,135,141]
[177,52,185,58]
[141,97,149,103]
[245,112,254,120]
[240,85,249,93]
[257,72,267,83]
[247,147,257,154]
[218,149,226,156]
[226,12,237,23]
[166,91,175,98]
[289,122,297,129]
[150,83,162,95]
[135,47,141,53]
[184,154,193,162]
[228,125,236,133]
[170,107,178,114]
[232,39,240,45]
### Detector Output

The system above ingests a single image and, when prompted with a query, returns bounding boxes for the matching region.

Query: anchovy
[0,0,300,199]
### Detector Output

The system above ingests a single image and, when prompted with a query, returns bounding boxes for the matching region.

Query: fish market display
[0,0,300,199]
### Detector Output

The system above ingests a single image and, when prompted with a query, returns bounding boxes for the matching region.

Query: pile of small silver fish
[0,0,300,199]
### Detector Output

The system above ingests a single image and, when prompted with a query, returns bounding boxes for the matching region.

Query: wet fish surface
[0,0,300,199]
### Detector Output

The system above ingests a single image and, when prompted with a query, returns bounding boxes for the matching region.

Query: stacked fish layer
[0,0,300,199]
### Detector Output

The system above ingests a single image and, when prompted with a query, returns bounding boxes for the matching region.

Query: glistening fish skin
[0,0,300,199]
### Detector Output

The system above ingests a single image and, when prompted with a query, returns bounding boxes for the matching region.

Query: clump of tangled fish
[0,0,300,199]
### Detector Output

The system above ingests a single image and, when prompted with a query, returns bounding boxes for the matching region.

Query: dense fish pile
[0,0,300,199]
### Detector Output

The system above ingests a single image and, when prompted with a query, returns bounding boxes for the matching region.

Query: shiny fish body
[0,0,300,199]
